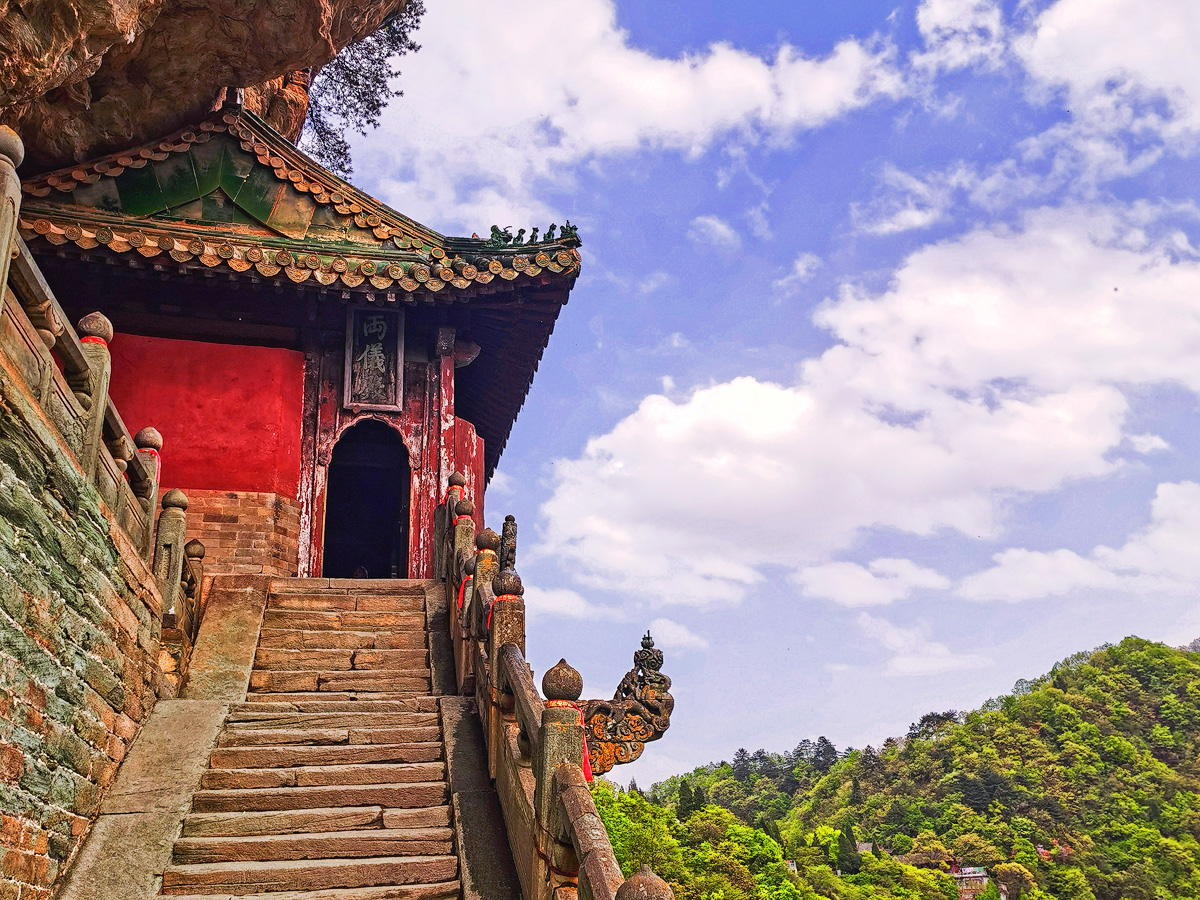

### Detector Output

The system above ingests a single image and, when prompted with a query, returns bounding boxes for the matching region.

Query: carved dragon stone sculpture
[583,631,674,774]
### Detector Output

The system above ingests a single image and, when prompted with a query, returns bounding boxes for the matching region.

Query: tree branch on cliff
[299,0,425,176]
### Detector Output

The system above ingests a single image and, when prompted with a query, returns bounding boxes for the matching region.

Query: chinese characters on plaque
[344,308,404,410]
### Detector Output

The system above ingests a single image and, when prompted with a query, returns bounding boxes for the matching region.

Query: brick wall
[0,345,163,897]
[183,491,301,576]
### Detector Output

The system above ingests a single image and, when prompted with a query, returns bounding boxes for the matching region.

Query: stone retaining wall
[0,345,163,898]
[183,490,300,576]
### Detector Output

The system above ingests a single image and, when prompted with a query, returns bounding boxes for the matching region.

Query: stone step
[270,578,432,595]
[215,725,441,748]
[248,671,430,694]
[224,711,438,729]
[182,806,451,838]
[172,827,454,864]
[267,595,425,613]
[160,879,459,900]
[210,743,443,770]
[253,649,429,672]
[238,696,432,710]
[201,763,446,790]
[161,854,458,894]
[257,630,427,651]
[262,611,425,632]
[232,699,439,715]
[191,782,449,813]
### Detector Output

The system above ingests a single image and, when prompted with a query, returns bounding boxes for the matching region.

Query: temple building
[0,87,674,899]
[17,100,581,581]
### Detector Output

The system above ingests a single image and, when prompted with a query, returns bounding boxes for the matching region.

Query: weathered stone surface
[0,0,413,170]
[182,807,386,838]
[161,853,458,893]
[100,700,226,814]
[191,782,448,813]
[159,882,459,900]
[56,807,182,900]
[440,697,521,900]
[0,300,166,893]
[184,577,270,702]
[172,826,454,864]
[208,743,442,770]
[200,762,444,790]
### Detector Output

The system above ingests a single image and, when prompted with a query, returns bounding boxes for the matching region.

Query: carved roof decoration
[17,104,582,301]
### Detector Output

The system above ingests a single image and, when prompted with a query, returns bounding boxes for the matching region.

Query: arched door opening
[322,420,410,578]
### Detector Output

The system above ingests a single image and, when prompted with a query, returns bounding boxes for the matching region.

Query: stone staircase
[158,579,461,899]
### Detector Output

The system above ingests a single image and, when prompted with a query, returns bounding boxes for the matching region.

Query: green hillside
[594,637,1200,900]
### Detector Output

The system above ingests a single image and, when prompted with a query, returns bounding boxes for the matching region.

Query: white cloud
[537,204,1200,606]
[914,0,1005,72]
[687,215,742,251]
[355,0,905,229]
[1004,0,1200,187]
[523,585,626,621]
[525,585,628,619]
[857,613,992,676]
[487,470,513,494]
[648,617,709,651]
[771,252,822,297]
[1018,0,1200,142]
[798,558,951,606]
[853,164,975,234]
[959,481,1200,602]
[1130,433,1170,454]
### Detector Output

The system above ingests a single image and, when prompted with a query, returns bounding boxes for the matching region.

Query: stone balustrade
[0,126,208,688]
[437,472,676,900]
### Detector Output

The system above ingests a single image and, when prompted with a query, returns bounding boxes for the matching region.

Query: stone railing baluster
[436,471,468,581]
[152,489,189,625]
[0,127,22,291]
[440,501,676,900]
[134,426,162,558]
[74,312,114,479]
[500,513,517,572]
[181,538,205,642]
[472,528,500,638]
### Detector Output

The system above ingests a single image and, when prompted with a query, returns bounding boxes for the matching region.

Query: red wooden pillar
[409,327,456,578]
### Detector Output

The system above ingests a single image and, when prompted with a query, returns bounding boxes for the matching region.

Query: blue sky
[349,0,1200,783]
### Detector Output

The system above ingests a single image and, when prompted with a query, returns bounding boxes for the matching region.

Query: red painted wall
[108,333,304,498]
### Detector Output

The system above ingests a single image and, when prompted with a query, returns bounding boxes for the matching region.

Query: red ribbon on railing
[453,515,473,527]
[80,336,108,347]
[487,592,520,629]
[441,485,464,507]
[457,576,470,610]
[547,699,593,781]
[140,446,161,481]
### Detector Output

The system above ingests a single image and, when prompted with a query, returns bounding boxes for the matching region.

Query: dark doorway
[322,420,410,578]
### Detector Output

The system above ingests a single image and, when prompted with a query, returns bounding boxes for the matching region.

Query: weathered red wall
[108,334,304,498]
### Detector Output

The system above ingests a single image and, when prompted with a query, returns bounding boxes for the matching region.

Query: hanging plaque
[344,307,405,411]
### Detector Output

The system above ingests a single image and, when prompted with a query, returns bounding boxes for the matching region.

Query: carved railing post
[0,127,23,291]
[500,513,517,572]
[74,312,114,479]
[153,489,189,625]
[437,471,468,582]
[448,489,478,695]
[180,538,205,642]
[472,528,500,638]
[134,426,162,558]
[538,660,585,824]
[487,568,524,777]
[615,867,675,900]
[534,659,587,900]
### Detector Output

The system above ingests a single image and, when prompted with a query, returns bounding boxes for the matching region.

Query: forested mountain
[593,637,1200,900]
